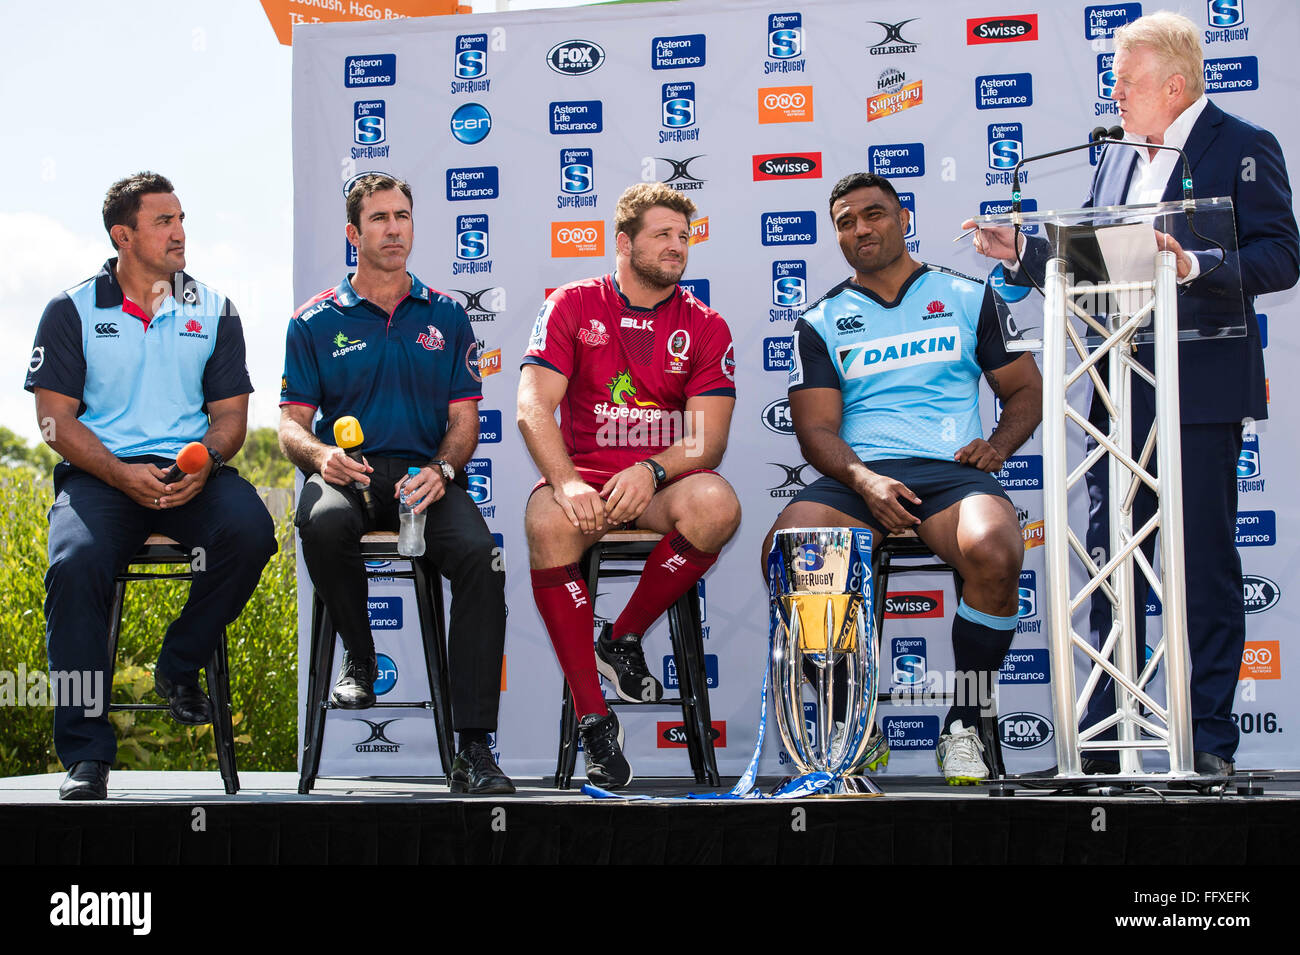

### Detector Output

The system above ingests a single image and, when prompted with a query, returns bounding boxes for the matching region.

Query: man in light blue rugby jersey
[761,173,1042,784]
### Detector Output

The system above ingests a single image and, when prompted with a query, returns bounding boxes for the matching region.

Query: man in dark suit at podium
[968,10,1298,774]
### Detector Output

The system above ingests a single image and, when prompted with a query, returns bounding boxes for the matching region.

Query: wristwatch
[638,458,666,489]
[205,445,225,477]
[428,459,455,482]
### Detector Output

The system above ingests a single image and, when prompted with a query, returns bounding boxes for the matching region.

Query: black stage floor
[3,770,1297,865]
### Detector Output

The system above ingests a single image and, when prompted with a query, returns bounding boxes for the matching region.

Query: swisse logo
[658,721,726,748]
[551,221,605,257]
[998,712,1054,750]
[1243,574,1280,613]
[547,39,605,75]
[753,152,822,181]
[967,15,1039,44]
[884,592,943,618]
[762,397,795,435]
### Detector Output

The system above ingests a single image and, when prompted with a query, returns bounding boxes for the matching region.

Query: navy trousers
[44,461,277,767]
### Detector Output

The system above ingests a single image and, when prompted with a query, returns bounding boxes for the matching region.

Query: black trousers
[295,457,506,731]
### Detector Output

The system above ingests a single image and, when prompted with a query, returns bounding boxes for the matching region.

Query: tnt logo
[1097,53,1116,100]
[1238,432,1261,478]
[354,100,386,145]
[465,458,493,505]
[455,34,488,79]
[662,82,696,128]
[1240,641,1280,680]
[988,123,1023,170]
[373,653,398,695]
[367,596,403,630]
[1208,0,1245,28]
[1018,570,1037,618]
[891,637,927,689]
[662,654,719,689]
[898,192,916,239]
[772,260,807,307]
[768,13,802,58]
[457,214,489,261]
[560,148,594,194]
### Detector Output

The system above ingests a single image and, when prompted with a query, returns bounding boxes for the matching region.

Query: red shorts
[529,467,718,526]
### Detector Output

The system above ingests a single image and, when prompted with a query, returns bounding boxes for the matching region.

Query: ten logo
[450,103,492,145]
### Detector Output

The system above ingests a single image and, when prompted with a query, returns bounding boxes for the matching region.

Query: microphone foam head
[176,441,209,475]
[334,415,364,449]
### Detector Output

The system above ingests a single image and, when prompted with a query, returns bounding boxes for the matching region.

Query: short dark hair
[828,172,900,216]
[103,172,174,250]
[346,174,413,229]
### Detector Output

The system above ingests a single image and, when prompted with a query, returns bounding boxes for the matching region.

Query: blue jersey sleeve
[25,293,86,400]
[975,283,1018,373]
[788,316,840,391]
[203,298,254,402]
[280,316,321,408]
[448,303,483,403]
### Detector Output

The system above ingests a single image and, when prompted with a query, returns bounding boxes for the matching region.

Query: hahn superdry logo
[1238,431,1263,491]
[353,101,388,158]
[1206,1,1248,42]
[977,73,1032,109]
[558,148,596,208]
[454,214,492,275]
[868,18,920,55]
[967,14,1038,43]
[761,211,816,246]
[354,718,402,753]
[661,83,699,141]
[765,13,805,74]
[652,34,706,70]
[768,461,812,498]
[1084,4,1141,40]
[689,217,710,246]
[657,155,706,191]
[448,287,504,324]
[869,142,924,178]
[836,328,960,379]
[758,86,813,124]
[550,100,603,135]
[1204,57,1259,93]
[1243,574,1280,614]
[771,260,806,320]
[547,39,605,76]
[868,68,923,122]
[753,152,821,181]
[345,54,396,88]
[453,33,489,92]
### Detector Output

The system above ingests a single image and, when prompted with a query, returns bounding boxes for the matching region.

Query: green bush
[0,465,299,776]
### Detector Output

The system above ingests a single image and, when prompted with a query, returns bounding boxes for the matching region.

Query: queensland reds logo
[416,324,446,351]
[578,319,609,346]
[665,328,690,374]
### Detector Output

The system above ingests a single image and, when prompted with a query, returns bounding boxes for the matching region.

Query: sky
[0,0,590,446]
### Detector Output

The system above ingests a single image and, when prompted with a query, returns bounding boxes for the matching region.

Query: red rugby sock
[612,532,717,640]
[530,564,606,717]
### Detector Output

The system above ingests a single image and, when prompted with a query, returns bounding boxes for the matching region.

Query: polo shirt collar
[94,257,203,311]
[336,272,431,310]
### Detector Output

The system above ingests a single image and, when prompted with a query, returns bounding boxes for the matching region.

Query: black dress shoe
[154,672,213,725]
[59,760,110,801]
[449,740,516,795]
[330,649,377,709]
[1194,751,1235,776]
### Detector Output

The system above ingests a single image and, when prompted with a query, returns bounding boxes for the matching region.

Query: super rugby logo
[837,327,960,379]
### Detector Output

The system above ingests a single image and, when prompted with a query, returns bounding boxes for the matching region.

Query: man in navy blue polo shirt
[278,174,512,795]
[25,171,277,800]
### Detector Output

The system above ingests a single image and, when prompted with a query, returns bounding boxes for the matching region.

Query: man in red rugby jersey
[517,183,740,788]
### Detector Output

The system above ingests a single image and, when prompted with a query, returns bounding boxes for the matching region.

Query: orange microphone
[333,415,376,519]
[161,441,209,485]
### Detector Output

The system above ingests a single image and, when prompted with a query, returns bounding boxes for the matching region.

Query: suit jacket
[1028,100,1299,425]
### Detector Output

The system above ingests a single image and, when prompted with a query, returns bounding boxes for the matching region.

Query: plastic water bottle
[398,466,426,556]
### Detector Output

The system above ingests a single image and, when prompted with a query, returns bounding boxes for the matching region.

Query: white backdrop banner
[292,0,1299,779]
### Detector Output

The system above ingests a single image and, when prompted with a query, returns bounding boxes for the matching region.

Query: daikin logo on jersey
[453,34,489,92]
[836,327,960,379]
[765,13,805,73]
[454,214,492,275]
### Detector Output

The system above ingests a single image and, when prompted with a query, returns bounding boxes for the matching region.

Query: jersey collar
[95,257,203,313]
[336,272,430,309]
[847,263,930,309]
[609,273,678,312]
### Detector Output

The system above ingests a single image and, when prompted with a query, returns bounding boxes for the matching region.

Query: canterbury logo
[763,91,806,109]
[835,315,864,332]
[94,322,119,335]
[555,227,600,244]
[564,580,588,607]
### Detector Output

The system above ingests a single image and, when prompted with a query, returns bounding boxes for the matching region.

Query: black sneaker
[578,710,634,789]
[330,648,377,709]
[449,739,516,795]
[595,623,664,703]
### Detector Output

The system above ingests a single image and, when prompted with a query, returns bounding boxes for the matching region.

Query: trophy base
[769,774,885,798]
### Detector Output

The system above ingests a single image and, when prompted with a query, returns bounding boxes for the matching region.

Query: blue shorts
[786,457,1011,536]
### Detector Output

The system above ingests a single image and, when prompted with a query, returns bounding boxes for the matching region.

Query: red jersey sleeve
[685,310,736,399]
[521,289,579,379]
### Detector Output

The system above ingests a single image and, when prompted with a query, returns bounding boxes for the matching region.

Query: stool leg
[669,589,720,786]
[298,594,333,795]
[106,578,128,717]
[413,561,456,777]
[554,682,579,789]
[207,634,240,795]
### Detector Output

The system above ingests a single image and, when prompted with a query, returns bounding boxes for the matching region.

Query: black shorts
[786,457,1011,536]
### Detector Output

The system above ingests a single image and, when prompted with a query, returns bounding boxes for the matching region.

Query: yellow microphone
[333,415,376,519]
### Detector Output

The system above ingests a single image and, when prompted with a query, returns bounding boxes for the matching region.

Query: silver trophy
[767,527,881,795]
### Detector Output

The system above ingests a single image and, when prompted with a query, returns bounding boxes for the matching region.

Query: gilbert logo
[50,885,151,935]
[758,86,814,123]
[551,221,605,257]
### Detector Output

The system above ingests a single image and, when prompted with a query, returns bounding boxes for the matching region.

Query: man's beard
[629,246,686,290]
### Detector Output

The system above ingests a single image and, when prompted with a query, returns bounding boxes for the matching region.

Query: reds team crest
[416,324,446,350]
[578,319,610,346]
[665,328,691,374]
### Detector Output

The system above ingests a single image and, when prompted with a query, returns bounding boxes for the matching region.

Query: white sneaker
[937,721,988,785]
[829,721,890,773]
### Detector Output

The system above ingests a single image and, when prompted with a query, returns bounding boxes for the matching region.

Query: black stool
[107,534,240,795]
[872,530,1006,778]
[553,530,720,789]
[298,532,455,794]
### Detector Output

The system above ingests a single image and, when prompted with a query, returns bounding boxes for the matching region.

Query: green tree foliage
[0,426,59,473]
[234,426,297,489]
